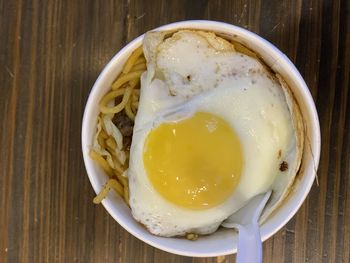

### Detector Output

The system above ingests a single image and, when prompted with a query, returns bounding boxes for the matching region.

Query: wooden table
[1,0,349,262]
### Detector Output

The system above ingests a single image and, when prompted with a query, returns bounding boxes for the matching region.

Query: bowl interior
[81,20,321,257]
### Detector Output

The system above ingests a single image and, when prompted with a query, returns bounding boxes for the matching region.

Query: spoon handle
[236,222,262,263]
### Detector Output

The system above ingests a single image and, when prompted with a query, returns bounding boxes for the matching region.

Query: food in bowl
[90,45,145,206]
[90,29,304,238]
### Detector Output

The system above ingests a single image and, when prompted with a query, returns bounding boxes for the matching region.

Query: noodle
[135,56,146,65]
[132,89,140,98]
[122,46,143,74]
[110,155,124,174]
[100,84,133,114]
[91,46,144,205]
[125,98,135,120]
[115,173,128,188]
[112,70,144,91]
[130,63,146,72]
[105,137,117,151]
[185,233,199,241]
[131,101,139,113]
[231,40,257,58]
[131,90,140,113]
[123,185,130,206]
[93,179,124,204]
[100,129,109,139]
[89,150,114,177]
[97,133,107,149]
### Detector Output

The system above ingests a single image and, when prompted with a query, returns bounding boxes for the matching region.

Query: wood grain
[0,0,349,262]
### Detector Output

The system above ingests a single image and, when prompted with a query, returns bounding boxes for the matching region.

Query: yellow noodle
[100,85,133,114]
[131,98,137,108]
[99,88,125,112]
[100,114,107,131]
[106,137,117,150]
[231,40,257,58]
[93,179,124,204]
[103,142,125,174]
[109,180,124,196]
[100,129,109,139]
[93,47,144,205]
[132,101,139,109]
[104,87,131,114]
[122,46,143,74]
[112,70,144,91]
[130,63,146,72]
[131,90,139,105]
[97,133,107,149]
[132,89,140,98]
[135,56,146,65]
[110,155,125,174]
[105,144,115,158]
[186,233,199,241]
[125,97,135,120]
[130,104,137,115]
[89,150,114,177]
[123,184,130,206]
[115,172,128,187]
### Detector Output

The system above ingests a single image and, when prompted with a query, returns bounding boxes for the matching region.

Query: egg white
[127,30,299,237]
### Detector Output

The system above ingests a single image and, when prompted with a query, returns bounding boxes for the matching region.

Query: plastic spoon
[222,190,272,263]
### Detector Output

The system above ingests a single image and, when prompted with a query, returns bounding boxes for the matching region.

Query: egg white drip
[128,31,297,237]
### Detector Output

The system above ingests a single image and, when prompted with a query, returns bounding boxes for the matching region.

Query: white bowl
[81,20,321,257]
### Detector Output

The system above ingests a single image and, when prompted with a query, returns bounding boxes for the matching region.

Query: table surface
[1,0,350,262]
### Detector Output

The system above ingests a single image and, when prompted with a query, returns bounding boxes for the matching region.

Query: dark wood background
[1,0,349,262]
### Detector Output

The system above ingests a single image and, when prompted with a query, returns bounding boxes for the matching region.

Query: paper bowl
[82,20,321,257]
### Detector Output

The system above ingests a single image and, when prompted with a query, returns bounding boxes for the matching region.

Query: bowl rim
[81,20,321,257]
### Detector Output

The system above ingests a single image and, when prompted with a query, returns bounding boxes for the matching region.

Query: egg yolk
[143,112,243,210]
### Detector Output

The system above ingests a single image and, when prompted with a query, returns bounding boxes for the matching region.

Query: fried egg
[127,30,303,237]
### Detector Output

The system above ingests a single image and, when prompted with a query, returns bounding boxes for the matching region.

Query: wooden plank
[0,0,349,262]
